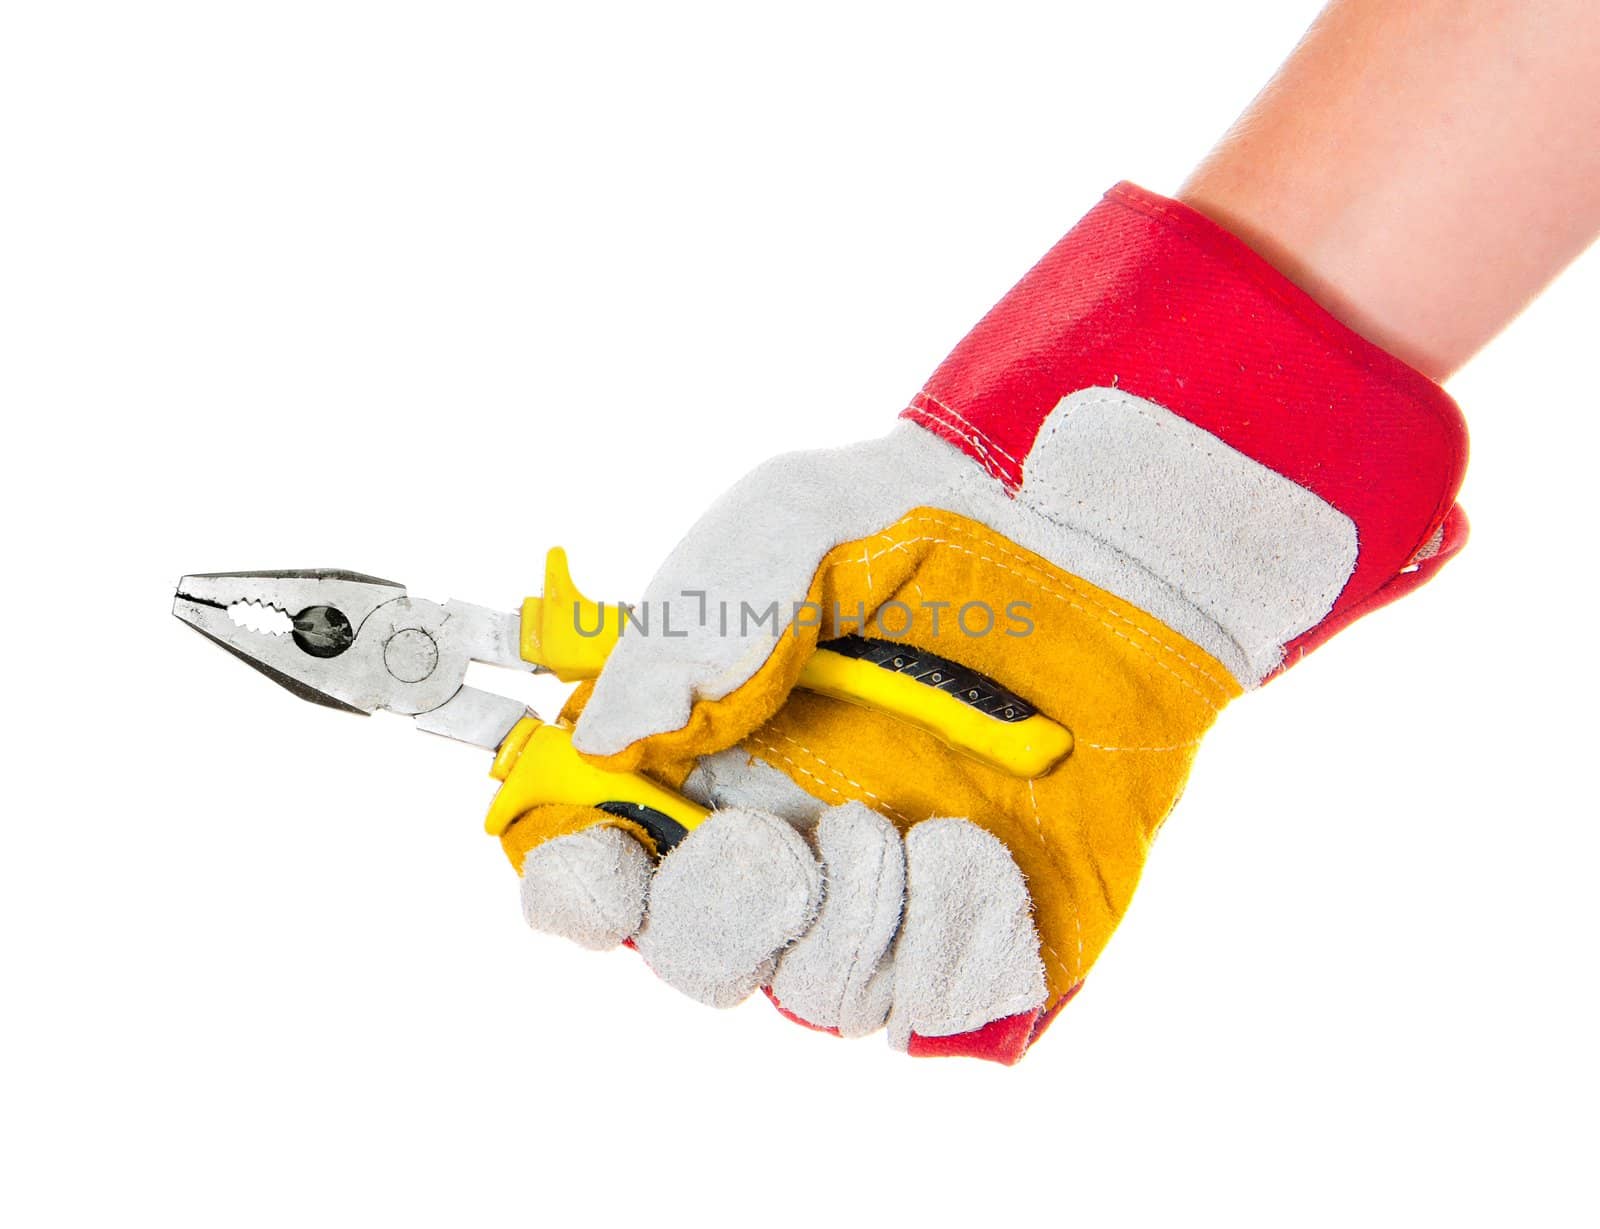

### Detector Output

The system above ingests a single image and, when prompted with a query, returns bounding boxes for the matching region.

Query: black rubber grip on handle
[816,635,1036,723]
[597,802,690,854]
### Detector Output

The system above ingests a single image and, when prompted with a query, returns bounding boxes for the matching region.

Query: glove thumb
[571,433,935,774]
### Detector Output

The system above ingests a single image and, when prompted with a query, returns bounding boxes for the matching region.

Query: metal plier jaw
[172,569,537,750]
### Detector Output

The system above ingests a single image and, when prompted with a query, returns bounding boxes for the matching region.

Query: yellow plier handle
[485,715,709,850]
[520,547,1072,778]
[485,547,1073,849]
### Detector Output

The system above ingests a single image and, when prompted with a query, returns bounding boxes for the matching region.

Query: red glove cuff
[902,182,1469,669]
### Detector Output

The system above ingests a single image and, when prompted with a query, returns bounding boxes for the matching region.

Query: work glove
[499,182,1470,1063]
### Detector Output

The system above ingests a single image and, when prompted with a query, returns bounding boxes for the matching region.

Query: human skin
[1180,0,1600,381]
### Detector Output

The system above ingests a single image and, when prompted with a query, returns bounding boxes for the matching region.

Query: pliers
[173,549,1073,850]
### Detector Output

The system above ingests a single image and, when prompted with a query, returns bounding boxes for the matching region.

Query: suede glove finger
[505,775,1049,1040]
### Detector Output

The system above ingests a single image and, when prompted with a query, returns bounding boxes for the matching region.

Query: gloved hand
[499,182,1469,1063]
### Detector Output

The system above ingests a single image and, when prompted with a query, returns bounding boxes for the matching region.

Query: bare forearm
[1180,0,1600,380]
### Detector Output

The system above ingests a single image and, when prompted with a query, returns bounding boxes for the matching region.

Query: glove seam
[1025,779,1075,988]
[904,396,1017,486]
[1080,737,1206,753]
[915,389,1026,469]
[745,730,914,826]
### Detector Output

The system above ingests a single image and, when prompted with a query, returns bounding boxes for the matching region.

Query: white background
[3,2,1596,1225]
